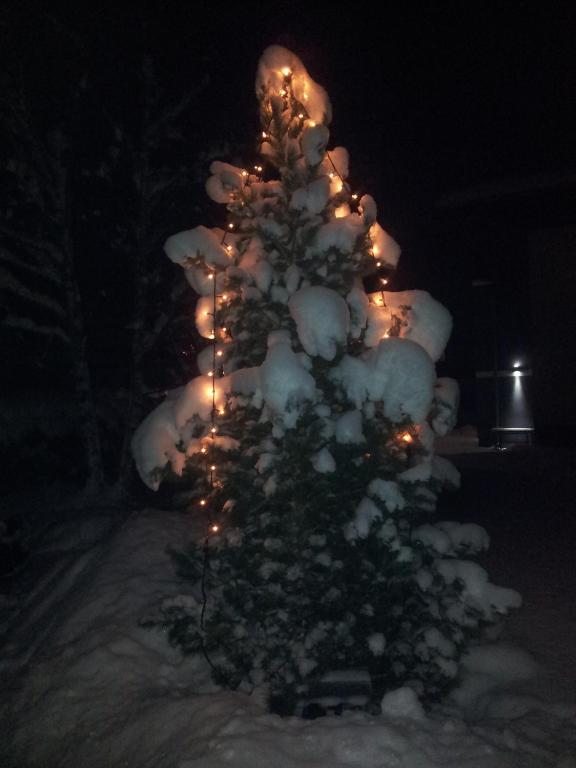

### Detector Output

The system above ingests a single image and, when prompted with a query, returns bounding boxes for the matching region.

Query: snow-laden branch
[0,265,66,317]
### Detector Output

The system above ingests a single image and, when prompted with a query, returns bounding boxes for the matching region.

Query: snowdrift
[1,510,575,768]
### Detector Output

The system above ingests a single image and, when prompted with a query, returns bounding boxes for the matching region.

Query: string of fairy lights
[196,65,414,536]
[194,65,416,665]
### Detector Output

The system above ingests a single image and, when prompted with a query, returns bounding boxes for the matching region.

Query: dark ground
[441,446,576,702]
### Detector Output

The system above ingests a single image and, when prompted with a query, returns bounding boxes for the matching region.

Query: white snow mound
[289,285,350,360]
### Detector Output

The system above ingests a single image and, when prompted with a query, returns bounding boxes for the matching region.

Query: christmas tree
[133,46,520,712]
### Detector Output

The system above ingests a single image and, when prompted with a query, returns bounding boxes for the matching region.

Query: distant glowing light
[210,465,216,471]
[207,273,214,280]
[281,67,292,77]
[200,447,207,454]
[513,360,522,369]
[210,524,220,533]
[400,432,413,444]
[380,278,389,286]
[376,261,382,267]
[513,370,522,378]
[351,193,358,200]
[210,427,217,434]
[216,350,223,357]
[298,113,304,119]
[228,223,234,229]
[199,499,206,506]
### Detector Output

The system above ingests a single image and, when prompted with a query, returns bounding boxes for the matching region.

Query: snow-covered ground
[1,449,576,767]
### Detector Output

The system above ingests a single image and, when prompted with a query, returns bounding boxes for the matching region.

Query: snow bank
[2,511,575,768]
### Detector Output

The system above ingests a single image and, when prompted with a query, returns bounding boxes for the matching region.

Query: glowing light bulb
[221,327,227,333]
[329,172,334,178]
[242,170,248,177]
[308,120,316,127]
[281,67,292,77]
[207,371,213,377]
[209,333,215,340]
[226,245,233,252]
[218,408,225,415]
[298,113,304,119]
[210,524,220,533]
[211,427,217,434]
[351,193,358,200]
[400,432,413,444]
[210,465,216,472]
[261,131,268,139]
[222,293,228,300]
[207,273,214,280]
[200,499,206,506]
[216,350,223,357]
[381,278,389,286]
[200,447,207,454]
[228,223,234,229]
[376,261,382,267]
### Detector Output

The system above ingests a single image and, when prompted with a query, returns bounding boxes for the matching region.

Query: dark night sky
[52,1,575,198]
[3,0,575,411]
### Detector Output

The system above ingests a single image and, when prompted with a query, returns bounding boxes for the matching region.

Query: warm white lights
[281,67,292,77]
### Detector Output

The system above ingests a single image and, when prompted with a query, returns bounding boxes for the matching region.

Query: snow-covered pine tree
[134,46,520,711]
